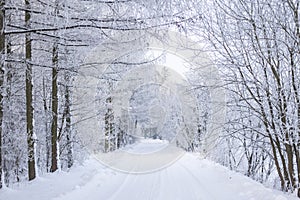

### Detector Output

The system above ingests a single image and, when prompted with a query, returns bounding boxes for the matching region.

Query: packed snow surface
[0,139,297,200]
[121,138,169,154]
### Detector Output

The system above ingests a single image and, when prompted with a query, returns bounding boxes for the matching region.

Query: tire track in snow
[107,172,134,200]
[177,157,217,200]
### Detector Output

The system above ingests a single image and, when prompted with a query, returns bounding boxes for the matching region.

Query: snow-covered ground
[0,139,297,200]
[121,139,169,154]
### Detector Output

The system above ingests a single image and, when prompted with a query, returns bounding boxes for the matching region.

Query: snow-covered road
[0,139,297,200]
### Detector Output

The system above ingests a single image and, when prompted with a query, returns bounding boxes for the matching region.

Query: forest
[0,0,300,198]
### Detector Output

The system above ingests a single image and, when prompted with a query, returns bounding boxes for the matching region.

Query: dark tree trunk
[0,0,5,189]
[65,82,73,168]
[25,0,36,181]
[50,43,58,172]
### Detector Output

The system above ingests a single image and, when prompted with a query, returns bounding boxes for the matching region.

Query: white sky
[147,49,191,79]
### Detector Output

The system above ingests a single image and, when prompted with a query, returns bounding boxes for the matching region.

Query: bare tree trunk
[50,42,58,172]
[65,83,73,168]
[289,40,300,197]
[25,0,36,181]
[3,23,12,187]
[0,0,5,189]
[42,77,51,172]
[63,69,73,168]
